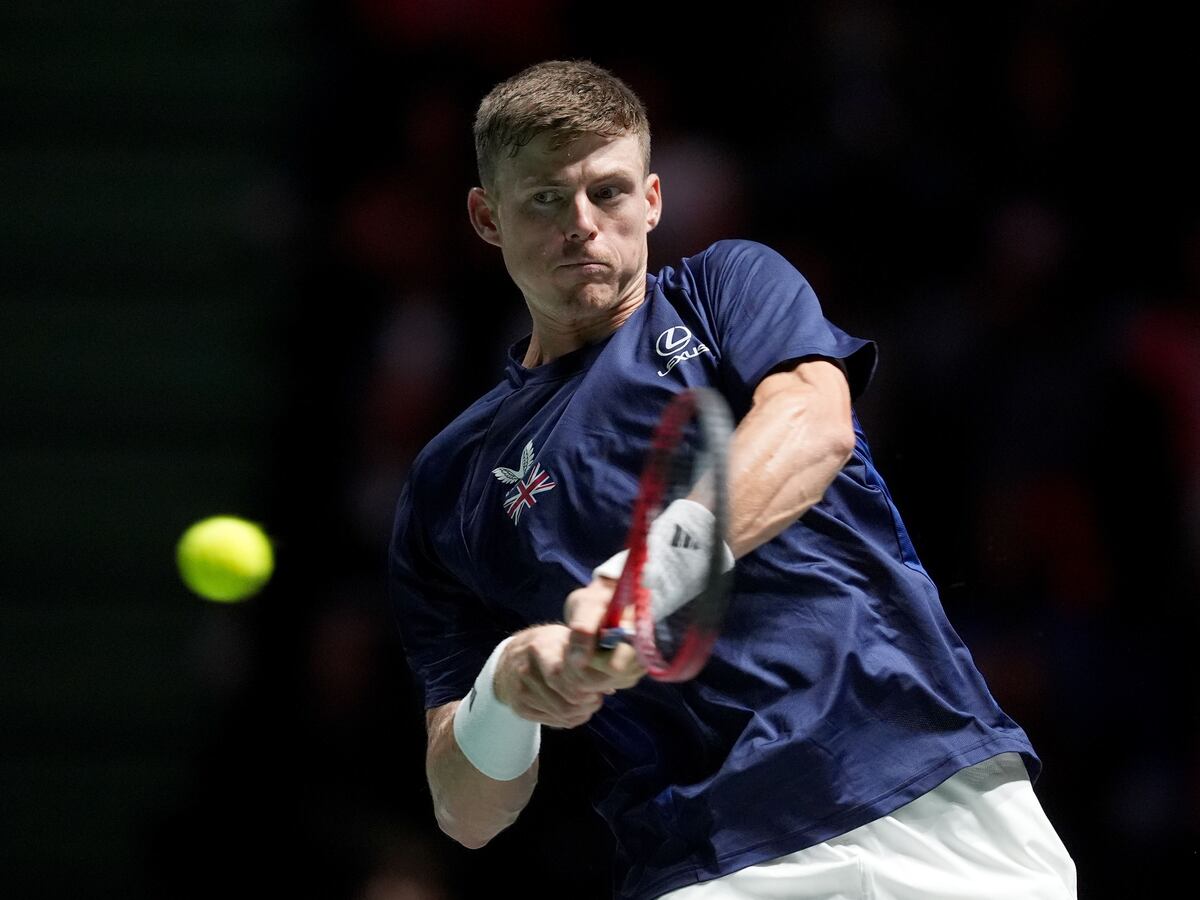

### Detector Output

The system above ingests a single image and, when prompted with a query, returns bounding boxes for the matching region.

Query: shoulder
[653,239,814,322]
[406,381,509,503]
[682,238,799,275]
[658,239,811,300]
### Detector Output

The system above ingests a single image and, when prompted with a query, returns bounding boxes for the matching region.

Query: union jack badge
[492,440,557,524]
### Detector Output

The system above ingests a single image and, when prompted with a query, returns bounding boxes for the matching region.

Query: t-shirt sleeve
[693,240,878,400]
[389,477,504,710]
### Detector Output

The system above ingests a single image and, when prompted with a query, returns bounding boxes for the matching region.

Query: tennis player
[389,59,1077,899]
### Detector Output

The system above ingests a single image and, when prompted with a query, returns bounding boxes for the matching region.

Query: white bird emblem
[492,440,535,484]
[492,441,557,523]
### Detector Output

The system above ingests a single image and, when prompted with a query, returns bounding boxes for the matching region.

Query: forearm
[726,361,856,558]
[425,701,538,849]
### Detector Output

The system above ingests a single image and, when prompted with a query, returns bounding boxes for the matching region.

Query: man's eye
[532,192,559,205]
[595,187,620,201]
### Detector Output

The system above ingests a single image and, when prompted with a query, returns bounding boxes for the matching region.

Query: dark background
[3,1,1197,897]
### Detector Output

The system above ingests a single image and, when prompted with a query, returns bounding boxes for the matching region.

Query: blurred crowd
[149,2,1198,897]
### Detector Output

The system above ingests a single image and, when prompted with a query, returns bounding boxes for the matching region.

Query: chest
[449,316,725,624]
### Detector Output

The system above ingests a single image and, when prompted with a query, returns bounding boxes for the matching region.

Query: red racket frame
[599,388,731,682]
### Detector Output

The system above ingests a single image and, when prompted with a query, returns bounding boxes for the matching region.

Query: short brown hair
[473,59,651,193]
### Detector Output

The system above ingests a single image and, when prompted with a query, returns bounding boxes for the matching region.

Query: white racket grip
[452,637,541,781]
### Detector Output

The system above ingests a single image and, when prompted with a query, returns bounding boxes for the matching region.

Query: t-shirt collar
[504,273,656,387]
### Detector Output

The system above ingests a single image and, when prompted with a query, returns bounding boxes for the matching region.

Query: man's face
[470,131,662,325]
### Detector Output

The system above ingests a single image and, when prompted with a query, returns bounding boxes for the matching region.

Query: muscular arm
[425,700,539,849]
[425,613,643,849]
[569,357,856,660]
[726,357,857,558]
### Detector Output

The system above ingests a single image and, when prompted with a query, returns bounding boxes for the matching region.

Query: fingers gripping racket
[597,387,734,682]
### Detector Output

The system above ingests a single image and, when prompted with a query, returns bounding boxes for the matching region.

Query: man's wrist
[452,637,541,781]
[646,498,733,619]
[592,499,734,622]
[593,549,629,582]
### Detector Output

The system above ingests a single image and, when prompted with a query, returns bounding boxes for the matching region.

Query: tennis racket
[596,387,734,682]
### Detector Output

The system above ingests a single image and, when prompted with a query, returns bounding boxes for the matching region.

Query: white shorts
[658,752,1077,900]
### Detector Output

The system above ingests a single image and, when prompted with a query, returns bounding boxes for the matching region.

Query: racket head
[602,387,733,682]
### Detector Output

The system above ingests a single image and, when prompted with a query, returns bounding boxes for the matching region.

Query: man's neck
[521,288,646,368]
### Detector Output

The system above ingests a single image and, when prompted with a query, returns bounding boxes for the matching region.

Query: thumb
[566,626,594,669]
[563,584,609,668]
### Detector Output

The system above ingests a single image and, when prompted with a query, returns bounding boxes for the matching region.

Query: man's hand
[564,577,645,685]
[492,583,644,730]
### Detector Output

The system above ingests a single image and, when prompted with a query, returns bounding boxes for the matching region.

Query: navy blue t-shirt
[389,239,1037,900]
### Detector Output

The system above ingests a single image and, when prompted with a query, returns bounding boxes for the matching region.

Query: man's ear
[467,187,502,247]
[644,173,662,232]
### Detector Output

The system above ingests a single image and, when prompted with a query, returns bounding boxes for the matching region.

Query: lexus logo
[655,327,692,356]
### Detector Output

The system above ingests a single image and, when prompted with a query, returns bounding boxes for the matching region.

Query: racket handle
[597,626,630,649]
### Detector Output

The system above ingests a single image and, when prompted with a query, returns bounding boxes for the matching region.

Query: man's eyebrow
[516,170,636,188]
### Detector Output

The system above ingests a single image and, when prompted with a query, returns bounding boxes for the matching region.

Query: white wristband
[592,549,629,582]
[452,637,540,781]
[592,499,734,620]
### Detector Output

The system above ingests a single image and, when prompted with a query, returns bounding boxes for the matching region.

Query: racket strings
[606,388,733,682]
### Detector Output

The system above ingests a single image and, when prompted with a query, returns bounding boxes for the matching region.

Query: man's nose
[564,194,598,241]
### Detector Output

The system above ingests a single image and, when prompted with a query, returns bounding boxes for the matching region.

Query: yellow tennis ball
[176,515,274,603]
